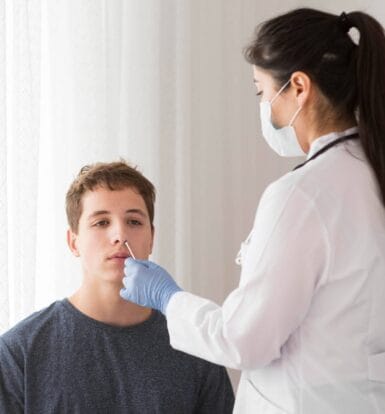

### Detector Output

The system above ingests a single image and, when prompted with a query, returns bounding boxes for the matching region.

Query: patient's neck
[68,279,152,327]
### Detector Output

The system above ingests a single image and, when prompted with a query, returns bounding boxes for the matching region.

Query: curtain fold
[0,0,41,330]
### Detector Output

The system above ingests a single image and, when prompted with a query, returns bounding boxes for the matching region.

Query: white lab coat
[166,127,385,413]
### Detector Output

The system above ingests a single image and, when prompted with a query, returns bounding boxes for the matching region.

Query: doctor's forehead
[252,66,273,83]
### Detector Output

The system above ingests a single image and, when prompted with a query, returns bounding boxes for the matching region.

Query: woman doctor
[121,8,385,413]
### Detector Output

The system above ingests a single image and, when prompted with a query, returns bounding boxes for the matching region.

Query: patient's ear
[67,229,80,257]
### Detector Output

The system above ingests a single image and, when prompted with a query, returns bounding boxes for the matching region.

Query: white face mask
[259,79,305,157]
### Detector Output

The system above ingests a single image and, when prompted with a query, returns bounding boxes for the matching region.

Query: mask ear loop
[289,106,302,126]
[270,79,292,104]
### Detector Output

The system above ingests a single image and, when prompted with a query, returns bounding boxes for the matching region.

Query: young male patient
[0,161,234,413]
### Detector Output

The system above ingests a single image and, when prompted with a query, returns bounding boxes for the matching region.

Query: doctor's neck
[296,104,357,154]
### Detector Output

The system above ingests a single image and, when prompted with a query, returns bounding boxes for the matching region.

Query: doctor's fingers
[119,286,144,305]
[124,257,154,271]
[124,259,146,277]
[126,258,161,271]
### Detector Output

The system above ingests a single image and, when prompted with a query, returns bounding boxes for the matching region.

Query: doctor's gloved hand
[120,259,182,315]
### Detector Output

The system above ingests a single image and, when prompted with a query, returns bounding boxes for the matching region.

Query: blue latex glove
[120,258,182,315]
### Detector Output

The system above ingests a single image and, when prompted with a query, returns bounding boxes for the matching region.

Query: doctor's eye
[256,91,263,97]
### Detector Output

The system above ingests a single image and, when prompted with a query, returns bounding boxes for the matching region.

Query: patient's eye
[94,220,109,227]
[127,219,142,227]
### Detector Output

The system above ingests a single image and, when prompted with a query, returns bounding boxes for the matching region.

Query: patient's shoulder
[1,300,64,349]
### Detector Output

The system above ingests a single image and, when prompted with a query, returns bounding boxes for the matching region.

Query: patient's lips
[108,251,130,262]
[110,252,129,258]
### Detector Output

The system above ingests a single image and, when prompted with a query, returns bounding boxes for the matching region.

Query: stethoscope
[293,132,359,171]
[235,132,359,265]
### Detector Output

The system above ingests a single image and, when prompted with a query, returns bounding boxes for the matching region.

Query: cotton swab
[124,241,136,260]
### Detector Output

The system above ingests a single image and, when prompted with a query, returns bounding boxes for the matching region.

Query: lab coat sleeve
[166,179,330,370]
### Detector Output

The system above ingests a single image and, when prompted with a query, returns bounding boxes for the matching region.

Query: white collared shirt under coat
[166,128,385,413]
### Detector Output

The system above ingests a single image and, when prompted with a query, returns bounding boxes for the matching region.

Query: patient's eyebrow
[88,210,110,220]
[126,209,147,217]
[87,209,147,221]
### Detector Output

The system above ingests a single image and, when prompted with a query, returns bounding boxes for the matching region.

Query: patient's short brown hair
[66,161,156,233]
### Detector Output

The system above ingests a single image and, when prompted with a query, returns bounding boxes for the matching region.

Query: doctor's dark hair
[65,160,156,233]
[244,8,385,206]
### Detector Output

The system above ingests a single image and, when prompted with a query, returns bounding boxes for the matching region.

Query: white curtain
[0,0,41,332]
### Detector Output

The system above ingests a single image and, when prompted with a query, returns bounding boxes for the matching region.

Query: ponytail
[244,8,385,207]
[348,12,385,206]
